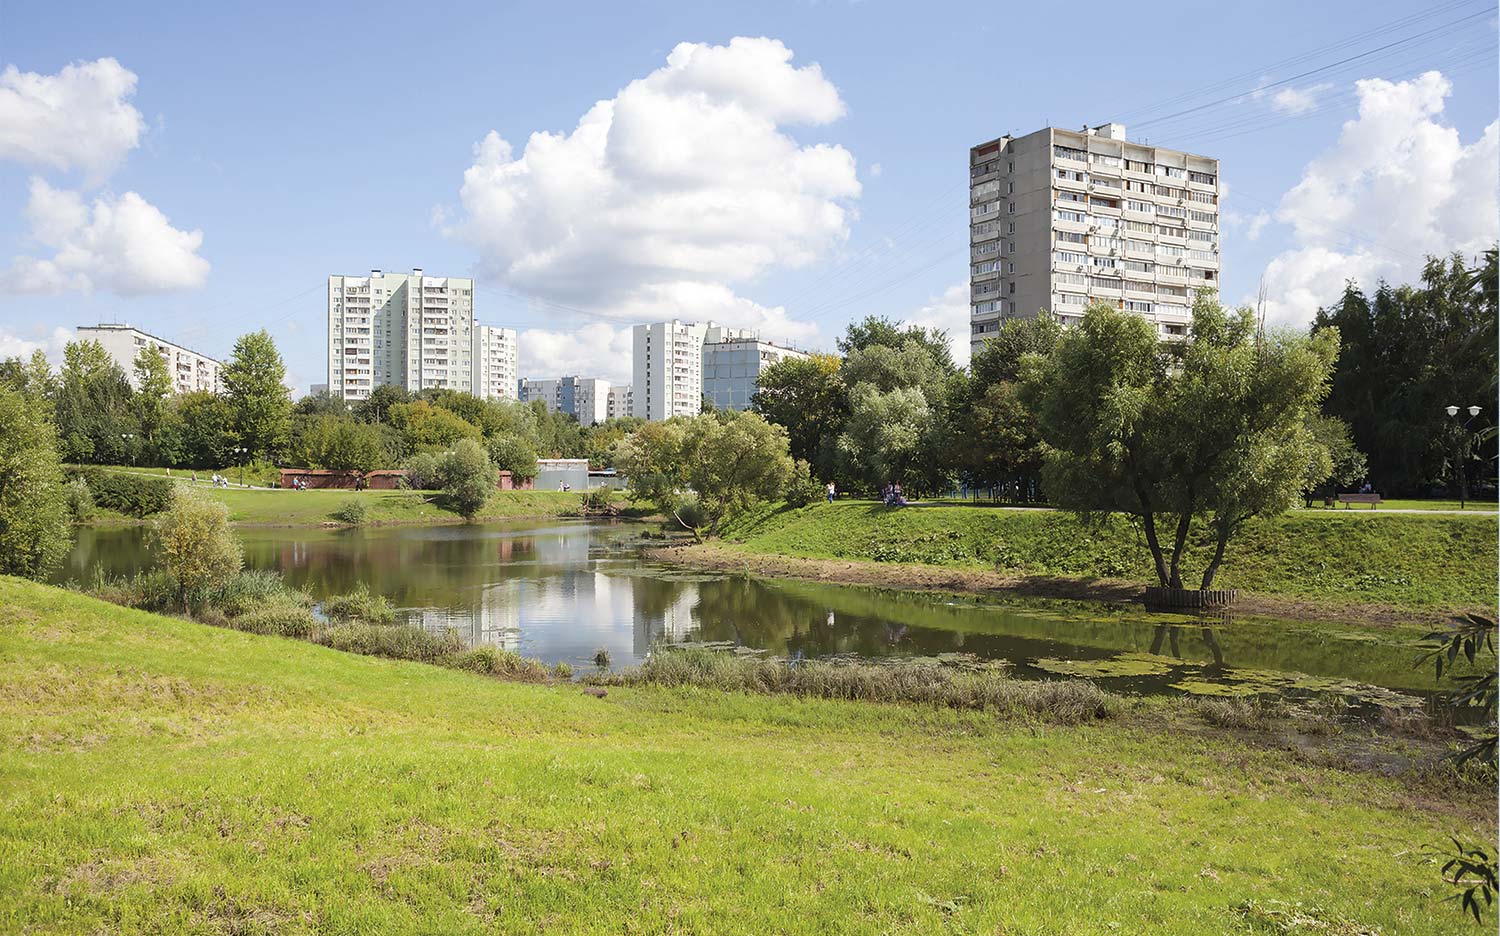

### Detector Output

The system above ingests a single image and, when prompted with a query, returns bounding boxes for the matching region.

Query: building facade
[326,269,475,401]
[519,376,610,425]
[631,320,710,420]
[969,123,1220,353]
[702,331,808,411]
[606,384,633,421]
[76,324,222,395]
[471,324,519,401]
[519,378,564,412]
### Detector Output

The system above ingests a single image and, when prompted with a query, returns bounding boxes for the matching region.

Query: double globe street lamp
[1445,404,1483,510]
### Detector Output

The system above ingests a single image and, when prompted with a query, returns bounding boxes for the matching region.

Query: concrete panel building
[520,376,611,426]
[702,329,808,411]
[75,324,222,395]
[632,320,710,420]
[968,123,1220,354]
[606,384,633,420]
[326,269,475,401]
[472,324,519,401]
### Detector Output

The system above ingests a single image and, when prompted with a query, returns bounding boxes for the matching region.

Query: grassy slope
[722,502,1498,612]
[0,578,1490,935]
[90,485,588,526]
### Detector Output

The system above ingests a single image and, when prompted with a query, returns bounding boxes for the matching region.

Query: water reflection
[59,521,1439,696]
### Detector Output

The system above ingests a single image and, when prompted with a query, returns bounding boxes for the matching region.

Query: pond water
[60,520,1445,705]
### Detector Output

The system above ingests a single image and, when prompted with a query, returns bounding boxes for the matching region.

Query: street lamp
[1445,405,1484,509]
[232,446,247,487]
[121,433,135,467]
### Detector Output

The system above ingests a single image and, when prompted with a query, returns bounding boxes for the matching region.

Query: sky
[0,0,1495,391]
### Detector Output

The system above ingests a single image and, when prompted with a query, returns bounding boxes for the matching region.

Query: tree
[352,384,411,425]
[172,391,237,469]
[0,385,68,580]
[1301,414,1367,506]
[0,350,56,403]
[388,400,482,450]
[152,487,243,609]
[1022,296,1338,591]
[750,353,846,476]
[133,346,173,455]
[221,330,291,461]
[838,315,956,374]
[292,415,386,472]
[293,389,350,418]
[55,339,137,465]
[836,384,933,492]
[613,411,794,540]
[434,438,496,519]
[487,434,539,482]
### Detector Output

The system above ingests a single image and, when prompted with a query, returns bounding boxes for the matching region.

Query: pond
[60,520,1447,706]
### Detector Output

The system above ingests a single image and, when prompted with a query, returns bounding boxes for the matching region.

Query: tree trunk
[1167,509,1193,590]
[1138,510,1170,587]
[1199,514,1242,591]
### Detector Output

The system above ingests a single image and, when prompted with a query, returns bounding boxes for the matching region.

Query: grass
[718,501,1497,613]
[0,577,1494,934]
[1307,497,1497,512]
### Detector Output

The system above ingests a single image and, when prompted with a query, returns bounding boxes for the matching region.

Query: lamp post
[121,433,135,467]
[1445,404,1483,510]
[232,446,247,487]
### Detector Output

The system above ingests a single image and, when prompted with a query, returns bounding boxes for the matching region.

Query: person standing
[826,482,836,504]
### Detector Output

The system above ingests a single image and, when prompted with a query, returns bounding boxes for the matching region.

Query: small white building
[75,324,222,395]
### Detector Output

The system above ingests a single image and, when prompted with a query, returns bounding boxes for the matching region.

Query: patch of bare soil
[648,544,1459,628]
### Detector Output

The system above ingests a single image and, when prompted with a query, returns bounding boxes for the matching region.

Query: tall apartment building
[969,123,1220,353]
[632,320,710,420]
[472,324,519,401]
[519,376,611,426]
[326,269,475,401]
[606,384,633,421]
[519,378,565,412]
[76,324,222,394]
[702,330,808,411]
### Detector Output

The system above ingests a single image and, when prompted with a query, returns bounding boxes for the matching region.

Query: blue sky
[0,0,1495,390]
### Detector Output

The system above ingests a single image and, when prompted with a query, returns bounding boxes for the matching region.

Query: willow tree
[1022,295,1339,591]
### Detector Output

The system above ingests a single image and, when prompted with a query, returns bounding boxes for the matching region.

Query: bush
[64,477,95,522]
[151,488,243,608]
[579,486,617,514]
[208,569,311,618]
[322,583,394,625]
[554,661,574,680]
[331,497,369,525]
[487,434,539,482]
[315,622,466,662]
[84,568,178,612]
[231,604,320,638]
[71,468,173,518]
[784,459,823,508]
[401,451,441,491]
[436,438,497,519]
[0,388,68,580]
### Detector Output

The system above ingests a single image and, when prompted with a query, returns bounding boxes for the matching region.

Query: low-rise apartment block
[702,329,808,411]
[76,324,222,394]
[969,123,1220,353]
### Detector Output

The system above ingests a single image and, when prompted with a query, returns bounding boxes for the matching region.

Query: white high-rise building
[632,320,710,420]
[472,324,519,401]
[606,384,633,421]
[326,269,475,400]
[519,376,611,426]
[702,328,808,411]
[75,324,222,395]
[969,123,1220,353]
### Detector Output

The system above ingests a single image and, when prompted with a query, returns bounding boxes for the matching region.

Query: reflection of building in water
[632,580,700,657]
[403,590,522,651]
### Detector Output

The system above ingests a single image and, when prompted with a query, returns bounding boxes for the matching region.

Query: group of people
[881,482,908,507]
[191,472,232,488]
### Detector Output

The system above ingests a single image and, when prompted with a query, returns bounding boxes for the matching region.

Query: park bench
[1337,493,1382,509]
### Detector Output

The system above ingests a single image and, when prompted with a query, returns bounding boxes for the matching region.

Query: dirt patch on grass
[650,544,1462,628]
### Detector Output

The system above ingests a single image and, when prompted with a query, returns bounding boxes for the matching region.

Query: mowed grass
[723,501,1498,612]
[0,578,1491,934]
[90,484,589,526]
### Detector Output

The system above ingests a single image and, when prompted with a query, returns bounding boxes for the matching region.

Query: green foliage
[833,331,955,495]
[1416,613,1497,768]
[1433,837,1497,924]
[168,391,237,469]
[783,460,823,508]
[1022,295,1339,590]
[388,400,482,450]
[331,497,369,525]
[55,339,139,465]
[750,352,846,479]
[291,414,388,472]
[434,438,497,518]
[487,434,539,481]
[1315,249,1497,496]
[0,386,68,579]
[838,314,957,374]
[221,330,292,460]
[64,477,95,522]
[350,384,411,425]
[151,488,243,608]
[132,346,173,449]
[613,410,795,539]
[322,583,395,625]
[401,451,441,491]
[71,467,173,517]
[1302,414,1368,505]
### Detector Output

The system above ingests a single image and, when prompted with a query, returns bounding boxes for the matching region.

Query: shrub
[322,583,394,625]
[783,459,823,508]
[231,604,320,638]
[315,622,465,662]
[64,477,95,522]
[401,451,441,491]
[436,438,497,519]
[151,488,243,608]
[72,468,173,517]
[554,661,574,680]
[487,434,539,482]
[209,569,311,618]
[331,497,369,525]
[579,486,617,514]
[84,568,178,612]
[0,387,68,580]
[592,647,612,672]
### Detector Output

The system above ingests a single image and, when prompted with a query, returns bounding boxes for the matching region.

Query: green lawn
[1307,497,1498,512]
[721,501,1498,612]
[0,577,1490,934]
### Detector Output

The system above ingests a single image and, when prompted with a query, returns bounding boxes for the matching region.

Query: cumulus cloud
[0,58,144,177]
[0,324,72,362]
[1260,71,1498,326]
[1246,211,1271,241]
[903,281,970,368]
[1268,82,1334,116]
[519,322,635,384]
[448,37,859,347]
[3,177,210,295]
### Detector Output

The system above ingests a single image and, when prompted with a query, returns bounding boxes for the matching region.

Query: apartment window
[1091,216,1119,231]
[1055,292,1087,307]
[1189,248,1216,261]
[972,260,1000,275]
[1124,300,1154,313]
[1091,153,1121,168]
[1189,210,1216,224]
[1155,185,1185,199]
[1008,241,1015,254]
[1157,204,1185,219]
[1158,244,1185,257]
[1156,165,1185,179]
[1056,231,1087,245]
[1188,170,1216,185]
[1007,181,1014,194]
[973,240,1000,257]
[1123,259,1154,273]
[1093,237,1123,251]
[1126,199,1154,213]
[1123,179,1151,194]
[1188,230,1216,244]
[971,160,997,177]
[1054,209,1087,223]
[1055,272,1087,286]
[1158,284,1188,298]
[1092,256,1118,269]
[1090,276,1124,290]
[1125,159,1153,173]
[971,201,1000,220]
[1054,250,1087,265]
[1055,168,1086,183]
[1008,202,1016,213]
[1007,221,1016,234]
[1090,196,1119,209]
[972,220,1000,239]
[1124,220,1154,234]
[1008,282,1016,295]
[1189,190,1217,205]
[1053,144,1086,162]
[972,300,1000,315]
[972,180,1000,199]
[1159,225,1187,239]
[1057,190,1087,205]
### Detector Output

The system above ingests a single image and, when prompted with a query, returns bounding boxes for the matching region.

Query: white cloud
[0,58,144,177]
[448,37,859,348]
[869,162,882,177]
[0,324,72,362]
[3,177,210,295]
[903,281,970,368]
[519,322,635,384]
[1260,71,1498,326]
[1246,211,1271,241]
[1269,82,1334,116]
